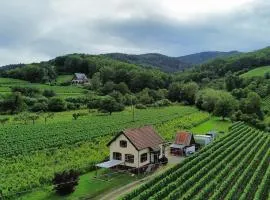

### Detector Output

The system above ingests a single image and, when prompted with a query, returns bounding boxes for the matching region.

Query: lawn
[56,75,73,84]
[190,117,232,134]
[240,66,270,78]
[0,77,86,97]
[19,169,138,200]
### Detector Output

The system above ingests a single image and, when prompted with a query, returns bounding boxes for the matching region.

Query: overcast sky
[0,0,270,65]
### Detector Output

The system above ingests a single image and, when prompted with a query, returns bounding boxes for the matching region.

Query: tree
[98,97,124,115]
[0,92,25,114]
[214,93,237,120]
[225,73,243,91]
[182,82,199,104]
[28,113,39,124]
[31,102,48,112]
[43,89,56,98]
[14,112,30,124]
[53,170,79,196]
[240,92,263,119]
[72,113,80,120]
[90,72,102,91]
[42,112,54,124]
[195,89,220,112]
[48,97,67,112]
[168,82,182,102]
[0,117,9,125]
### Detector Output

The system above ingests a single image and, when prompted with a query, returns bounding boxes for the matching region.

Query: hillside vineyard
[123,122,270,200]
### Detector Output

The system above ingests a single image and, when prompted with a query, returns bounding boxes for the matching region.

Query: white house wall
[138,148,151,168]
[109,134,140,168]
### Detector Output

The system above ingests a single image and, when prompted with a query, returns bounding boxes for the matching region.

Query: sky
[0,0,270,66]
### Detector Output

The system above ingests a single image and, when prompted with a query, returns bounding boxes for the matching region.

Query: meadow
[123,122,270,200]
[240,66,270,78]
[0,77,86,98]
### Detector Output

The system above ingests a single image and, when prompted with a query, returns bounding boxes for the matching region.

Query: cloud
[0,0,269,65]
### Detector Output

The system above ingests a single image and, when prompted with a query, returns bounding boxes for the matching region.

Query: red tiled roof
[175,131,192,146]
[123,126,165,150]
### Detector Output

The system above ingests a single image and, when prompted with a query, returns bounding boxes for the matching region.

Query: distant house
[71,73,88,84]
[99,126,165,169]
[170,131,196,156]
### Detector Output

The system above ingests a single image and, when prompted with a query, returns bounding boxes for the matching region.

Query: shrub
[48,97,67,112]
[31,102,48,112]
[53,170,79,196]
[43,89,56,98]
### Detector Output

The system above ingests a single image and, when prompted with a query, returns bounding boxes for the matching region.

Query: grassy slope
[240,66,270,78]
[190,117,231,134]
[0,77,86,98]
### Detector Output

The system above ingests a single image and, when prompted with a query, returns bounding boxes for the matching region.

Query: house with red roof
[170,131,196,156]
[103,126,165,169]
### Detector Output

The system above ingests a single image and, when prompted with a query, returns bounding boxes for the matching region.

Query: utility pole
[132,97,135,122]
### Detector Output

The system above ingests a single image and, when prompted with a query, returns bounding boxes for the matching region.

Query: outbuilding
[170,131,196,156]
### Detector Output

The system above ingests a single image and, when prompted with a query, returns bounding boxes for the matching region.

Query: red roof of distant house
[108,126,165,150]
[175,131,193,146]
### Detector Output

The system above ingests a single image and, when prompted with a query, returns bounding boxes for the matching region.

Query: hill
[179,46,270,82]
[103,53,191,72]
[178,51,240,65]
[103,51,240,72]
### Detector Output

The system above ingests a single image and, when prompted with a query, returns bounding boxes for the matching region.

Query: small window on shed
[140,153,148,163]
[120,140,127,148]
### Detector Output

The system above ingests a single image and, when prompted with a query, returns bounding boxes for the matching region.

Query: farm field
[0,77,86,98]
[1,105,211,199]
[241,66,270,78]
[123,122,270,200]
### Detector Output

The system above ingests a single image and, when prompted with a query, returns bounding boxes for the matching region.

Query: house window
[140,153,148,163]
[113,152,122,160]
[120,140,127,148]
[125,154,134,163]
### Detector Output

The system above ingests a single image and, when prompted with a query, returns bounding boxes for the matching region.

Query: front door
[153,154,159,163]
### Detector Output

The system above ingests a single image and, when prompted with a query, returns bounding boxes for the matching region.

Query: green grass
[190,117,232,134]
[240,66,270,78]
[56,75,73,83]
[18,170,137,200]
[0,77,86,97]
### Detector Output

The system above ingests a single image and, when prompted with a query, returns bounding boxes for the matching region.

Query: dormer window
[120,140,127,148]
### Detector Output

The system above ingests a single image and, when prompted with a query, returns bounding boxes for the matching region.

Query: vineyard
[0,105,208,198]
[123,122,270,200]
[0,106,197,157]
[263,95,270,111]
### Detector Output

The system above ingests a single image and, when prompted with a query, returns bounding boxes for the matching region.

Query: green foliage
[53,170,79,196]
[48,97,67,112]
[214,93,237,120]
[98,96,124,115]
[0,92,25,114]
[0,117,9,125]
[43,89,56,98]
